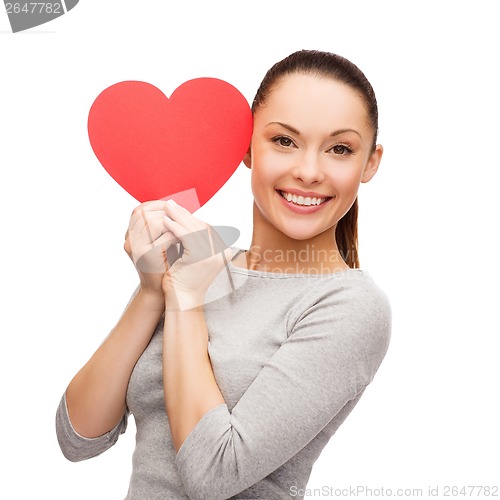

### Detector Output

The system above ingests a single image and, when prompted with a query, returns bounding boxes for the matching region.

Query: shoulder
[336,270,392,328]
[289,270,392,363]
[294,270,391,323]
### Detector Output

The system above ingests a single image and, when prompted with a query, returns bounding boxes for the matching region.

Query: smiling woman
[245,50,382,273]
[243,70,382,273]
[55,50,392,499]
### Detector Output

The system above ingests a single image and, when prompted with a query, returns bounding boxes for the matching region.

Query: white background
[1,1,499,499]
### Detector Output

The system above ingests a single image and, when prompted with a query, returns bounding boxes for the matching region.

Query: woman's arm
[65,287,165,438]
[166,279,391,500]
[159,199,234,452]
[163,296,225,453]
[64,200,180,438]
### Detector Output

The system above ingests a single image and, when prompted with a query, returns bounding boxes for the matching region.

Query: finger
[130,199,170,217]
[151,229,180,248]
[128,200,171,232]
[163,215,189,238]
[164,217,221,263]
[130,226,179,263]
[164,200,205,232]
[130,209,173,245]
[134,244,170,274]
[167,215,212,243]
[130,231,179,271]
[139,206,154,243]
[129,207,170,237]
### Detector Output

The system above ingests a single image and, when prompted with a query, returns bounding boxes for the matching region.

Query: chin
[277,222,326,242]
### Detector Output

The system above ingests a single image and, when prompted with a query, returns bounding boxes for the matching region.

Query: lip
[277,188,331,198]
[275,189,334,214]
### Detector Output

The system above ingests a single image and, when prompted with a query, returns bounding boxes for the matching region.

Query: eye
[271,135,296,148]
[329,144,353,155]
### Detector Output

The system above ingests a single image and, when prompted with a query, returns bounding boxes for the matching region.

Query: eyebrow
[266,121,362,138]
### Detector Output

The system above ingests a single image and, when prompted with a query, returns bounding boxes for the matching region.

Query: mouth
[276,189,333,206]
[275,189,334,213]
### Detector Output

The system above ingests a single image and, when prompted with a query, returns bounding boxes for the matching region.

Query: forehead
[255,73,369,133]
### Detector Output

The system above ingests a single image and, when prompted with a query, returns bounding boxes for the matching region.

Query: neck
[244,202,350,274]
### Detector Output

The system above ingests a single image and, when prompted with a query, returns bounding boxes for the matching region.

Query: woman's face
[245,72,383,242]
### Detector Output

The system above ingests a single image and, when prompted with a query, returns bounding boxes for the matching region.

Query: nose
[291,151,325,185]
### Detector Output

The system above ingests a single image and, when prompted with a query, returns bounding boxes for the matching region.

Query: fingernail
[166,199,177,207]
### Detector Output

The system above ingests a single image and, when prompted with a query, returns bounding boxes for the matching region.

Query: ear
[243,147,252,169]
[361,144,383,183]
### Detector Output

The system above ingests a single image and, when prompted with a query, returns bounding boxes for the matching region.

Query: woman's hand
[124,200,181,296]
[162,199,233,311]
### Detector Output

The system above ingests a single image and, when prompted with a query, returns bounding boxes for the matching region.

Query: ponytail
[335,198,359,268]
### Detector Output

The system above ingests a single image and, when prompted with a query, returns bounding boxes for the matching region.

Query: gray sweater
[56,248,391,499]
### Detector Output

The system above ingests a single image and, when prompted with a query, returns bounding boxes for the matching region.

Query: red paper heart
[87,78,253,212]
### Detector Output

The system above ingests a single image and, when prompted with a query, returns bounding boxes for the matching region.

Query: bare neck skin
[233,201,350,275]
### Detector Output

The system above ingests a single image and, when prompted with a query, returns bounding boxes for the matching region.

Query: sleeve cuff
[174,403,229,472]
[55,391,128,462]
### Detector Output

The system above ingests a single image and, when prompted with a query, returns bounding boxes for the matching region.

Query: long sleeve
[55,391,129,462]
[55,287,139,462]
[174,277,392,499]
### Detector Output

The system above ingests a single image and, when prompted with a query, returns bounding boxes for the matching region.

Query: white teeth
[279,190,328,206]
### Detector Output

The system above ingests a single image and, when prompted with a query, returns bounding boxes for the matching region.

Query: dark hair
[252,50,379,269]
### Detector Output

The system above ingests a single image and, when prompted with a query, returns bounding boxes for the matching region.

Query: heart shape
[87,78,253,212]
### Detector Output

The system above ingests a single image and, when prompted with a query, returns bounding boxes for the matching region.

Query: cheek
[251,149,287,184]
[326,161,365,194]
